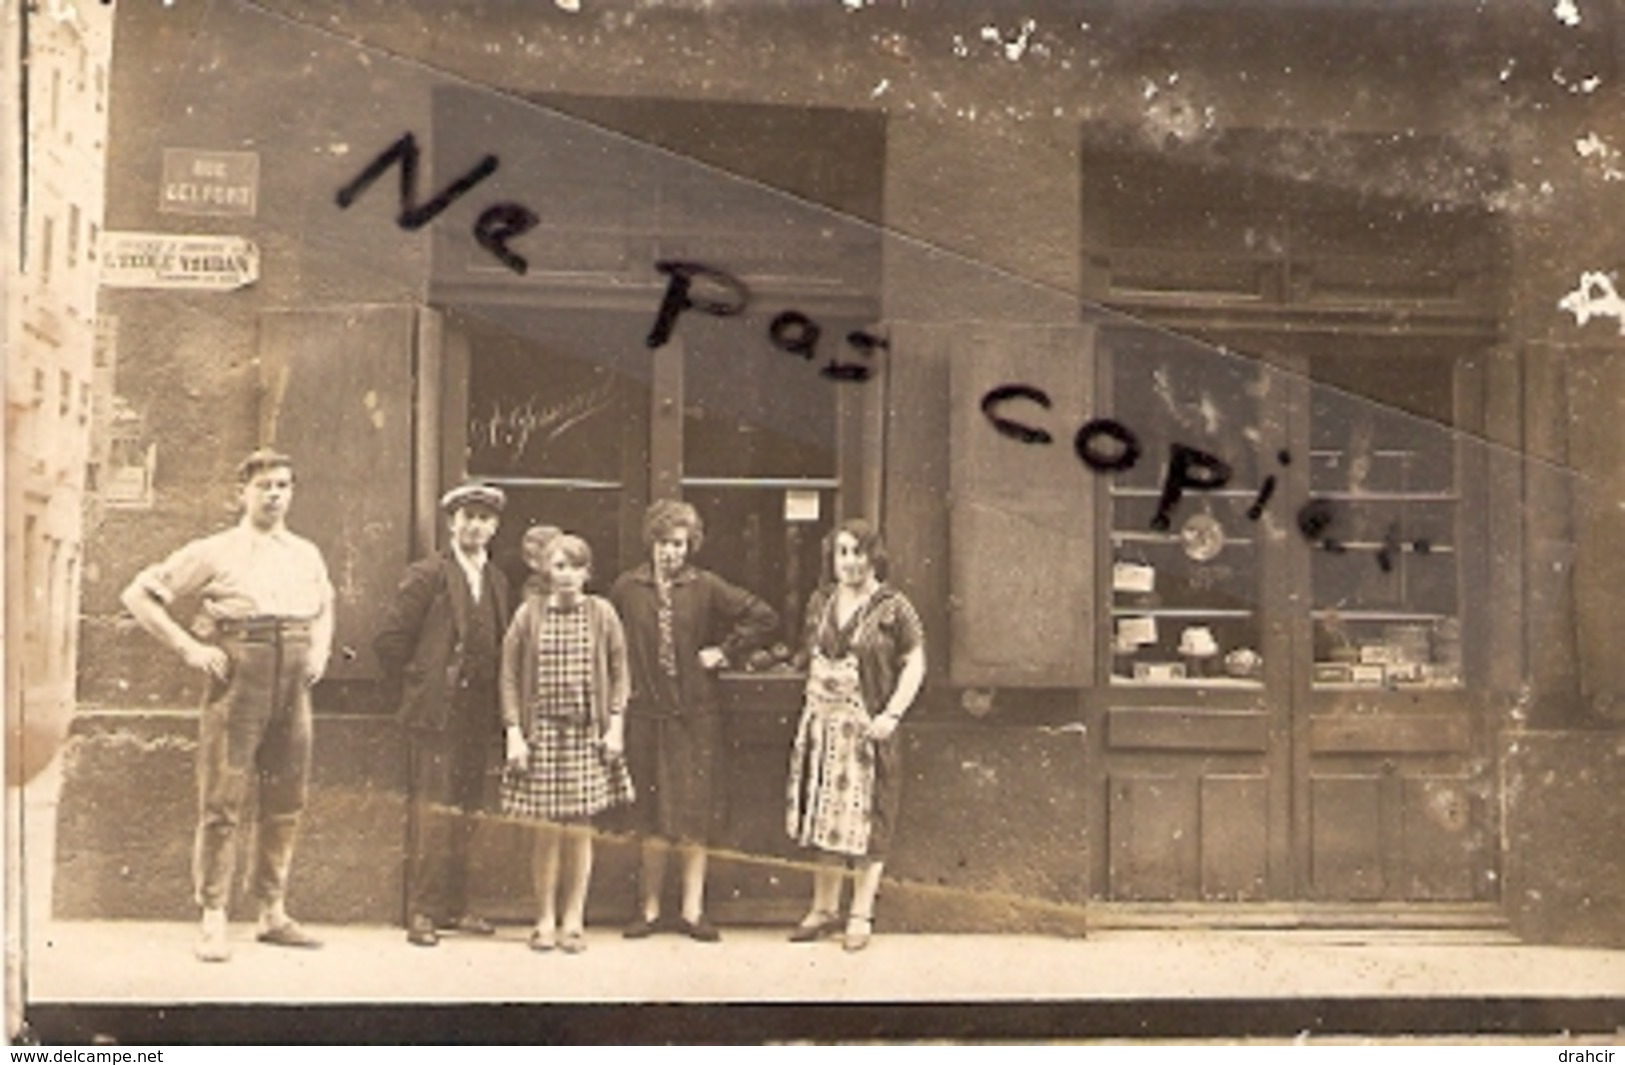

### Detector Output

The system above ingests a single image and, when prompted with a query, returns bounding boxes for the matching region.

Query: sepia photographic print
[5,0,1625,1045]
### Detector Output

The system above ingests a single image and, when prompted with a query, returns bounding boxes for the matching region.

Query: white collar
[451,541,488,572]
[238,517,290,542]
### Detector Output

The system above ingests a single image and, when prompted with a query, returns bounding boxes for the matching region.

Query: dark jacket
[374,551,513,731]
[609,563,779,716]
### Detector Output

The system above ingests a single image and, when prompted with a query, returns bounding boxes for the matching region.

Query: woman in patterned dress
[499,534,633,954]
[786,519,926,952]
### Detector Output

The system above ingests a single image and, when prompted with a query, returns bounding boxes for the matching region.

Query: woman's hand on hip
[867,712,902,742]
[600,717,626,760]
[504,725,529,769]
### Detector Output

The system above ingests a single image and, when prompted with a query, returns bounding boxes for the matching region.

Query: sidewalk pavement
[16,920,1625,1042]
[21,918,1625,1001]
[14,758,1625,1042]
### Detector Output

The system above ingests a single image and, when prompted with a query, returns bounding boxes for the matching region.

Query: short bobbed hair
[823,518,890,583]
[643,499,704,555]
[521,524,563,562]
[545,533,593,571]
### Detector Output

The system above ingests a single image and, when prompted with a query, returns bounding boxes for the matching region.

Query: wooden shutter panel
[947,324,1097,686]
[258,305,417,682]
[1569,350,1625,720]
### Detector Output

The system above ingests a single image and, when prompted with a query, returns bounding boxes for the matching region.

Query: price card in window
[1117,615,1159,646]
[785,489,821,523]
[1113,562,1156,594]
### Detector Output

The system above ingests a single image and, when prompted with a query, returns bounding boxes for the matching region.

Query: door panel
[1109,774,1197,901]
[1107,708,1268,753]
[1397,775,1479,900]
[1199,774,1269,901]
[1309,774,1385,900]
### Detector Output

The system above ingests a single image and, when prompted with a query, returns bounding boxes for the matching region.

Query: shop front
[58,0,1625,943]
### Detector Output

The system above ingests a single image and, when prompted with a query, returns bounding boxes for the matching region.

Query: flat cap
[236,448,294,483]
[440,481,506,514]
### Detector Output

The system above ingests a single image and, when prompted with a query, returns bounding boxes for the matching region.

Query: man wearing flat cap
[120,448,334,962]
[374,481,513,946]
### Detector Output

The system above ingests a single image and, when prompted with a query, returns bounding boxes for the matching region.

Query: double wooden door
[1095,325,1499,905]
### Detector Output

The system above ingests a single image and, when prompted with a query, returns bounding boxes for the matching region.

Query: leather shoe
[842,915,872,953]
[257,920,323,949]
[676,916,721,943]
[789,911,844,943]
[622,915,662,939]
[443,914,495,936]
[406,915,440,947]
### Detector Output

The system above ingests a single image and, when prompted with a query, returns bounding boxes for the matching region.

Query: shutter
[258,305,417,682]
[1569,350,1625,719]
[947,323,1097,686]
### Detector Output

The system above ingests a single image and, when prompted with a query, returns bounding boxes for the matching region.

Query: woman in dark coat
[786,519,926,952]
[610,499,779,941]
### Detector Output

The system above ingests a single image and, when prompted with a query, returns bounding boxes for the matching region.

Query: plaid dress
[500,600,634,822]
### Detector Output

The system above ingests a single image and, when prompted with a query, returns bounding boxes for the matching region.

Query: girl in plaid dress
[499,534,633,953]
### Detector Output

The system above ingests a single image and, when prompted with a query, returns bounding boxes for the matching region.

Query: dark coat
[608,563,779,717]
[374,551,513,731]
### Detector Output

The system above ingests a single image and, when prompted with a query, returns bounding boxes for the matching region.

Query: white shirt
[133,518,335,667]
[451,542,488,604]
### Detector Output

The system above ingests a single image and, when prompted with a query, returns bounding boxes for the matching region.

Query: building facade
[57,0,1625,943]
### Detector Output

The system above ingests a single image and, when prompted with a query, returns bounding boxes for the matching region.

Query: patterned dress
[786,584,925,858]
[501,600,634,822]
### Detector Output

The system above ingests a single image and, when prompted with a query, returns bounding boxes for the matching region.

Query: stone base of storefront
[49,709,1091,937]
[1501,730,1625,948]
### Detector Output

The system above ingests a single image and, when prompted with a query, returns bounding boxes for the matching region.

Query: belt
[217,616,312,642]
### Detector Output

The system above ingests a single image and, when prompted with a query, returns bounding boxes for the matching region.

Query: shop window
[679,313,842,651]
[460,304,843,651]
[463,306,652,593]
[1106,328,1267,689]
[1307,354,1464,690]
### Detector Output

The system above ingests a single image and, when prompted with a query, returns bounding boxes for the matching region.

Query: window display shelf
[1111,531,1256,548]
[1314,680,1465,692]
[1109,675,1264,689]
[1108,487,1262,500]
[1309,491,1459,503]
[1111,607,1254,619]
[1309,609,1451,622]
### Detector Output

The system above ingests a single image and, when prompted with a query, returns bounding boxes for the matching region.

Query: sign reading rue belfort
[160,148,259,217]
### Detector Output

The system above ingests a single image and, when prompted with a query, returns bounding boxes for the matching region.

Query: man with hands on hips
[120,449,334,962]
